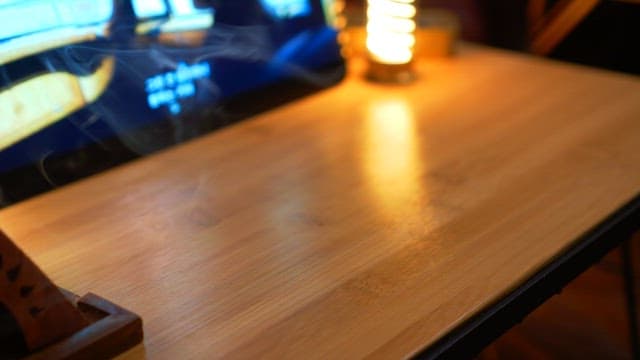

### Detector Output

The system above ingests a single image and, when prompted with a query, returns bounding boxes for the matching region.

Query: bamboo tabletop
[1,45,640,359]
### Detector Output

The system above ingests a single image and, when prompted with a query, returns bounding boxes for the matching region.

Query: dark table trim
[415,193,640,359]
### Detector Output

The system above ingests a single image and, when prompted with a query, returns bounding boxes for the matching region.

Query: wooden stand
[0,229,143,359]
[27,291,142,360]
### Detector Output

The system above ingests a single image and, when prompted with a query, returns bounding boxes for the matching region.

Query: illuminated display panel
[0,0,343,203]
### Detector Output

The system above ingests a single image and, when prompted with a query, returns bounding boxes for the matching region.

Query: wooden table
[1,45,640,359]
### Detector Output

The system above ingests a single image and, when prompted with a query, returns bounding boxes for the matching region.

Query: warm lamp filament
[366,0,416,65]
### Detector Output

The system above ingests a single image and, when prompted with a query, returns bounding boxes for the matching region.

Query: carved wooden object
[0,230,142,359]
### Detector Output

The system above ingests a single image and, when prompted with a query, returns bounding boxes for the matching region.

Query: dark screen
[0,0,343,205]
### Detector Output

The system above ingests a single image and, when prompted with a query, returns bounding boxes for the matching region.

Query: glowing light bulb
[366,0,416,65]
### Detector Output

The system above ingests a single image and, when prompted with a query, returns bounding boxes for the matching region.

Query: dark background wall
[348,0,640,75]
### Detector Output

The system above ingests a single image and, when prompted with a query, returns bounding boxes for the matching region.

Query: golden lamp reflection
[363,97,424,217]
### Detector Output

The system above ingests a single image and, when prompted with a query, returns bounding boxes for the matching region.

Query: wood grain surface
[1,45,639,359]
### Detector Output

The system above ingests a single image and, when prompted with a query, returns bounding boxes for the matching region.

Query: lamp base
[365,59,416,84]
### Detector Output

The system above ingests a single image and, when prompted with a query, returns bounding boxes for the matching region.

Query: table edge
[414,192,640,359]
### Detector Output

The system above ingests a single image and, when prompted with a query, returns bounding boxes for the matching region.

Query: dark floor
[477,235,640,359]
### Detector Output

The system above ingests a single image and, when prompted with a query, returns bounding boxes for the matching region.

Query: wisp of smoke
[49,23,340,156]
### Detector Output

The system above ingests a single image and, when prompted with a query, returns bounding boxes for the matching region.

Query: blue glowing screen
[0,0,341,176]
